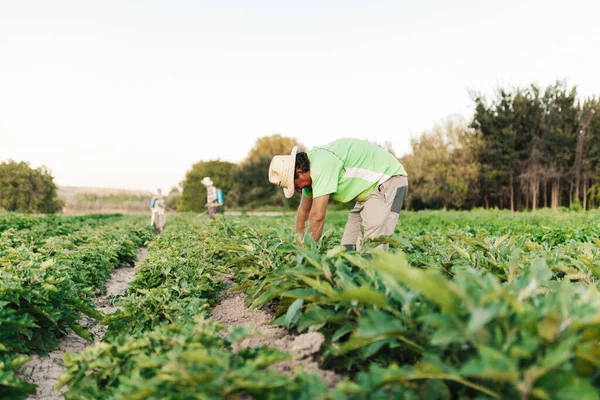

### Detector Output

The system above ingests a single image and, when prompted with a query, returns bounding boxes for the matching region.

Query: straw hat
[269,146,298,198]
[201,177,214,186]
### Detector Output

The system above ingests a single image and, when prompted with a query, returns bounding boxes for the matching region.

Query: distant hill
[58,186,153,215]
[58,186,152,201]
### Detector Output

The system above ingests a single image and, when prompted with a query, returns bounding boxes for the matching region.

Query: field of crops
[1,210,600,399]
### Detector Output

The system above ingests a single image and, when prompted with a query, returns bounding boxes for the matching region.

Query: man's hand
[307,195,329,242]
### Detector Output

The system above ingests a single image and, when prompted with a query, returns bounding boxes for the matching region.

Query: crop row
[215,212,600,399]
[0,214,153,399]
[5,210,600,399]
[59,216,352,399]
[64,211,600,398]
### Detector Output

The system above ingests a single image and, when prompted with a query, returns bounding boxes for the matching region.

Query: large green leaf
[371,251,459,315]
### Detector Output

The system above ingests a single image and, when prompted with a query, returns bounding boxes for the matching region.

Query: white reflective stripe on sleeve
[342,168,390,185]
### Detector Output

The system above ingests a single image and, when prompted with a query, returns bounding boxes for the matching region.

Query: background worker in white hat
[202,177,219,220]
[269,138,408,252]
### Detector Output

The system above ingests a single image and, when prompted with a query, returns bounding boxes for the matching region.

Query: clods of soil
[210,290,342,388]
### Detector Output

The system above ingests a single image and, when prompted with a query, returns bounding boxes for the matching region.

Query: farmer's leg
[340,202,363,251]
[383,176,408,236]
[208,206,218,220]
[150,210,156,226]
[361,176,408,252]
[157,213,165,232]
[360,183,388,251]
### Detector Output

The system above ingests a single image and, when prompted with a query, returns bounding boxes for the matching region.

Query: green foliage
[183,135,305,211]
[402,118,480,210]
[0,214,153,398]
[230,134,304,210]
[60,318,336,400]
[59,215,343,399]
[242,134,305,166]
[231,155,292,209]
[208,210,600,398]
[104,223,225,339]
[0,354,36,400]
[0,160,63,213]
[178,160,236,212]
[165,186,181,210]
[570,199,583,212]
[467,81,600,211]
[4,210,600,399]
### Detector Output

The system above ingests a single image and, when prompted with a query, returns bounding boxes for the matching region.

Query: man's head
[157,188,162,196]
[269,146,311,198]
[293,152,311,194]
[201,177,213,187]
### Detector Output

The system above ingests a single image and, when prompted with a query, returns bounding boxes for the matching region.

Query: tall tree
[541,82,578,209]
[472,90,516,210]
[582,99,600,209]
[517,86,547,213]
[233,134,305,209]
[165,186,181,211]
[573,99,598,207]
[402,118,480,210]
[242,134,304,166]
[471,81,584,211]
[0,160,63,213]
[512,86,542,210]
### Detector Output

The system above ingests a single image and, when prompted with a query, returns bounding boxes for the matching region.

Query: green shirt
[302,138,407,203]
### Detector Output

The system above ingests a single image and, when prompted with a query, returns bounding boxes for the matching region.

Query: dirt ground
[19,248,148,400]
[210,287,342,387]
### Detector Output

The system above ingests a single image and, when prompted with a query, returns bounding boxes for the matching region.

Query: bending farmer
[201,177,219,220]
[268,138,408,252]
[152,188,167,234]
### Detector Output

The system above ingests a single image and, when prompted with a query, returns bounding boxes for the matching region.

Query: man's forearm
[308,219,324,241]
[296,208,309,234]
[307,214,325,241]
[305,195,328,242]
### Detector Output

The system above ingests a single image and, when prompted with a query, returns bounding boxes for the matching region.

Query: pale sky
[1,0,599,191]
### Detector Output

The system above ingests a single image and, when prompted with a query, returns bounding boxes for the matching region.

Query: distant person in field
[268,138,408,252]
[202,177,219,220]
[150,190,160,227]
[151,188,167,233]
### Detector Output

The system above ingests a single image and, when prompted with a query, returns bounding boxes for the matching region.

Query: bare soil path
[20,248,148,400]
[210,284,342,388]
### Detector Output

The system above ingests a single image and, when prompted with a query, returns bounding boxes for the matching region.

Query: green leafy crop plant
[0,213,153,399]
[5,210,600,399]
[211,211,600,398]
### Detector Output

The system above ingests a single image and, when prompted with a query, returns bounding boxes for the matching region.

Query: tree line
[4,80,599,214]
[177,81,600,213]
[404,80,600,211]
[176,135,304,212]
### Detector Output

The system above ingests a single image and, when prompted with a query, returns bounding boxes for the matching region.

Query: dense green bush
[0,161,63,213]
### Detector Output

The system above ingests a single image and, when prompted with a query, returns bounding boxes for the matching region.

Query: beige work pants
[340,175,408,252]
